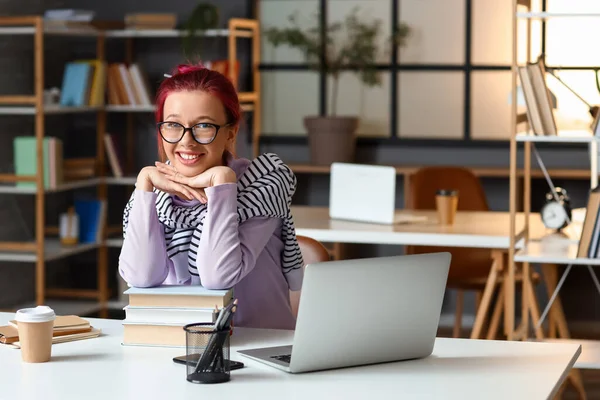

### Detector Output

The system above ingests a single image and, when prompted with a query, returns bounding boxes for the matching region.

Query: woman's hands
[154,162,236,189]
[136,166,207,203]
[135,163,236,203]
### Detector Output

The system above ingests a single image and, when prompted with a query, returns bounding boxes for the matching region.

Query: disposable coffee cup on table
[15,305,56,363]
[436,189,459,225]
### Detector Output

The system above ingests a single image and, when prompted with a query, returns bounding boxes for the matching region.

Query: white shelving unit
[509,3,600,392]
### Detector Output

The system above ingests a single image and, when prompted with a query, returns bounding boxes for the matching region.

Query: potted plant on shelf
[181,3,220,60]
[264,8,410,165]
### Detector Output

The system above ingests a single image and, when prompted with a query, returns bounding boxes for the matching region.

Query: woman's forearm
[118,189,171,287]
[195,183,280,289]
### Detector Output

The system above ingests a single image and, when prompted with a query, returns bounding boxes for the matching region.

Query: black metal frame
[256,0,599,149]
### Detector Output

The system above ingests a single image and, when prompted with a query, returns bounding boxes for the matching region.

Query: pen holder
[184,322,231,384]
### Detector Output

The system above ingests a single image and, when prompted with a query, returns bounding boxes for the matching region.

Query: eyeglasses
[156,121,231,145]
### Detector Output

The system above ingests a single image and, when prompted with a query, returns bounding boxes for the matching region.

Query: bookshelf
[509,1,600,395]
[0,15,261,313]
[0,16,108,308]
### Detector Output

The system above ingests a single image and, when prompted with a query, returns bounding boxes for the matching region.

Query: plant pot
[303,116,358,166]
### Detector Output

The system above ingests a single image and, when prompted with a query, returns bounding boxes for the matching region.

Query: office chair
[406,166,540,339]
[290,235,330,318]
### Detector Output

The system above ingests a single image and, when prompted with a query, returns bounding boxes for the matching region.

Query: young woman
[118,64,304,330]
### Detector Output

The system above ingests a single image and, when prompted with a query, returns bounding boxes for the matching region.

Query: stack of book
[122,285,233,347]
[124,13,177,30]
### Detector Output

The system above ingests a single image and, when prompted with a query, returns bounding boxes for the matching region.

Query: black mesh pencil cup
[184,322,232,384]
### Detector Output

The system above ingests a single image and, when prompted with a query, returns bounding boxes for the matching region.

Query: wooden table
[0,314,581,400]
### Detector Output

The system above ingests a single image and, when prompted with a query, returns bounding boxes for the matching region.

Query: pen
[217,299,237,331]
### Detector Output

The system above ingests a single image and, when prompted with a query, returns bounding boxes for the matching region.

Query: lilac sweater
[118,158,297,330]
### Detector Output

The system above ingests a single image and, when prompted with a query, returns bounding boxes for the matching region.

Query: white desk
[292,206,530,249]
[0,313,581,399]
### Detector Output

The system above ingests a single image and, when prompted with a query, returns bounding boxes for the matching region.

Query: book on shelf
[124,13,177,30]
[104,133,125,178]
[106,62,153,107]
[122,285,232,347]
[520,58,558,136]
[62,157,96,181]
[59,60,106,107]
[14,136,64,189]
[74,198,107,244]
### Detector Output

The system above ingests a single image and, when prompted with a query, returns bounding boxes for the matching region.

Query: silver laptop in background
[329,163,426,225]
[237,252,451,374]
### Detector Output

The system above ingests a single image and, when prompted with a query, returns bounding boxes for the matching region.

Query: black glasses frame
[156,121,231,145]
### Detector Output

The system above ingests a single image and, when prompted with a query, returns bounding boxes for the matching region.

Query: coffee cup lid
[15,305,56,323]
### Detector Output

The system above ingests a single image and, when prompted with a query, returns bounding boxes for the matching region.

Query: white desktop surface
[291,206,530,249]
[0,313,580,400]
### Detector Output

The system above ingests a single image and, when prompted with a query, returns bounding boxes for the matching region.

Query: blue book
[74,199,104,243]
[59,62,91,107]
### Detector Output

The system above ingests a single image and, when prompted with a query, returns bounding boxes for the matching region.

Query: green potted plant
[182,3,220,60]
[264,8,410,165]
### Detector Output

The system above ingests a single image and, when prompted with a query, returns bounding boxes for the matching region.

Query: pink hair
[154,63,242,161]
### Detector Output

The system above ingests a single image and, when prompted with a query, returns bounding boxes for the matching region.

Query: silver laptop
[237,252,451,373]
[329,163,425,225]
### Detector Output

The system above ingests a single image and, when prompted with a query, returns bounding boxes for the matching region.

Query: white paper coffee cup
[15,306,56,363]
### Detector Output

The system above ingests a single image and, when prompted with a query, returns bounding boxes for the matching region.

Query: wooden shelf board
[0,239,99,263]
[0,105,102,115]
[105,176,136,186]
[106,105,154,113]
[0,178,102,194]
[517,12,600,19]
[0,26,100,36]
[516,131,597,143]
[106,238,124,248]
[104,29,253,38]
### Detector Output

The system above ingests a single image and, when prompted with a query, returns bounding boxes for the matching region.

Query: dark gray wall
[0,0,598,329]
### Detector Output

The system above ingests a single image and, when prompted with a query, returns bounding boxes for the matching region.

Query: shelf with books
[508,4,600,392]
[0,15,109,308]
[0,239,99,263]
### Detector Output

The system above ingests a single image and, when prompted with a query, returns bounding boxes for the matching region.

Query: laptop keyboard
[270,354,291,364]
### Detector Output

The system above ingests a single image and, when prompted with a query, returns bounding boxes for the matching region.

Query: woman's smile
[176,150,205,166]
